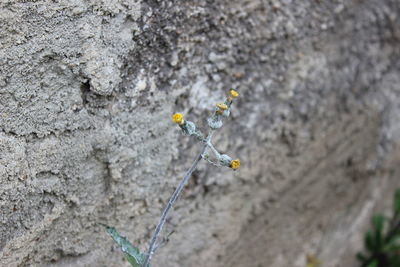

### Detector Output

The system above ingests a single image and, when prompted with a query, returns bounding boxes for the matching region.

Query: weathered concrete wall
[1,0,400,266]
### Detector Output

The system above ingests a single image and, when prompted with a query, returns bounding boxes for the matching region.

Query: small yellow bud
[216,103,228,115]
[172,113,184,125]
[230,90,239,98]
[231,159,240,169]
[216,103,228,110]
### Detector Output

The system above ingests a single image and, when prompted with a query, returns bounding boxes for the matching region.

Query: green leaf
[102,224,148,267]
[367,259,378,267]
[372,215,385,251]
[365,231,375,252]
[373,215,385,234]
[394,189,400,217]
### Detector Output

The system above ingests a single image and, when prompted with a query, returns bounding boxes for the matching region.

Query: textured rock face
[1,0,400,266]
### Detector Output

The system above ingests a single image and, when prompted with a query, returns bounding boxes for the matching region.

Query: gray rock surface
[1,0,400,266]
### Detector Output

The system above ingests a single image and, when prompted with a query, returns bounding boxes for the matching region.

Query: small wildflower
[110,89,242,267]
[216,103,228,114]
[230,159,240,169]
[230,90,239,98]
[172,113,184,125]
[216,103,228,110]
[227,90,239,102]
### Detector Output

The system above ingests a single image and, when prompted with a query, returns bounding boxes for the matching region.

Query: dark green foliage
[394,190,400,218]
[102,224,149,267]
[357,189,400,267]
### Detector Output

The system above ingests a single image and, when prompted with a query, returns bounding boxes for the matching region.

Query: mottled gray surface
[1,0,400,266]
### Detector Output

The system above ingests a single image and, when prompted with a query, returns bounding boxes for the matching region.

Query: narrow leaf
[372,215,385,251]
[365,231,375,252]
[373,215,385,234]
[394,189,400,217]
[367,259,378,267]
[102,224,148,267]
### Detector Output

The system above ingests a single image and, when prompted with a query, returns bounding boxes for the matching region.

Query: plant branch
[142,142,209,267]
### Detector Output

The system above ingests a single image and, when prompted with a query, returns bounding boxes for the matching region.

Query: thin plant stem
[142,138,210,267]
[207,141,221,158]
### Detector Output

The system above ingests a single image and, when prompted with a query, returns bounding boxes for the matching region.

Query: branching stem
[142,131,213,267]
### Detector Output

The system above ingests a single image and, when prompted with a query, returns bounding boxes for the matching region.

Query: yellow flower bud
[230,90,239,98]
[216,103,228,110]
[230,159,240,169]
[172,113,184,125]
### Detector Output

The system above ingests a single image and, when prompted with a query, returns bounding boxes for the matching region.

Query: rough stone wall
[1,0,400,266]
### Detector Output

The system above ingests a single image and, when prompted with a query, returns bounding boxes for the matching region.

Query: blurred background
[1,0,400,266]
